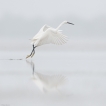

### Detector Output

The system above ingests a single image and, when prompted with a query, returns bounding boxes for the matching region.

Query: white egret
[26,21,74,58]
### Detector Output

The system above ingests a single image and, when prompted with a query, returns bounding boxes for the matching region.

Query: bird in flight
[26,21,74,58]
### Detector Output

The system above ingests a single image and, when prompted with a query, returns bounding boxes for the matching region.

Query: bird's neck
[56,22,65,31]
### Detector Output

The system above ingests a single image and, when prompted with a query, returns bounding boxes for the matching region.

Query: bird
[26,21,74,58]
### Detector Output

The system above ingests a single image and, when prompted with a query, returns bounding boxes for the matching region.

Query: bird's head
[63,21,74,25]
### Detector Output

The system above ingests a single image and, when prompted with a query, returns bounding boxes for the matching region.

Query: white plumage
[26,21,74,58]
[31,25,67,46]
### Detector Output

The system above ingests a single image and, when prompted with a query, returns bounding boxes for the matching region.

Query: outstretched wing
[31,25,51,44]
[37,28,68,46]
[39,24,51,33]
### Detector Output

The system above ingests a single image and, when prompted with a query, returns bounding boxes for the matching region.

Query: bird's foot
[31,52,35,58]
[26,55,31,59]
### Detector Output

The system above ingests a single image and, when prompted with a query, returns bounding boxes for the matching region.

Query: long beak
[67,22,74,25]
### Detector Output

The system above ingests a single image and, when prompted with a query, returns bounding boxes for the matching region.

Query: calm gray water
[0,51,106,106]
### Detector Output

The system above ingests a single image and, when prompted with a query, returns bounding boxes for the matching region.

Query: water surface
[0,51,106,106]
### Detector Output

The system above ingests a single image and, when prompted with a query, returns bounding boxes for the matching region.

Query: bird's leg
[31,45,36,58]
[26,45,36,58]
[31,49,35,58]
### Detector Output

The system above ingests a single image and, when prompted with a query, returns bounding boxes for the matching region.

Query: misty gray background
[0,0,106,51]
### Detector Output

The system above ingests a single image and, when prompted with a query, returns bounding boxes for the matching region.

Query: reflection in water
[26,60,67,93]
[32,72,67,93]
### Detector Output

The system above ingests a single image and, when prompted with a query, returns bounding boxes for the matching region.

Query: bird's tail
[30,39,37,45]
